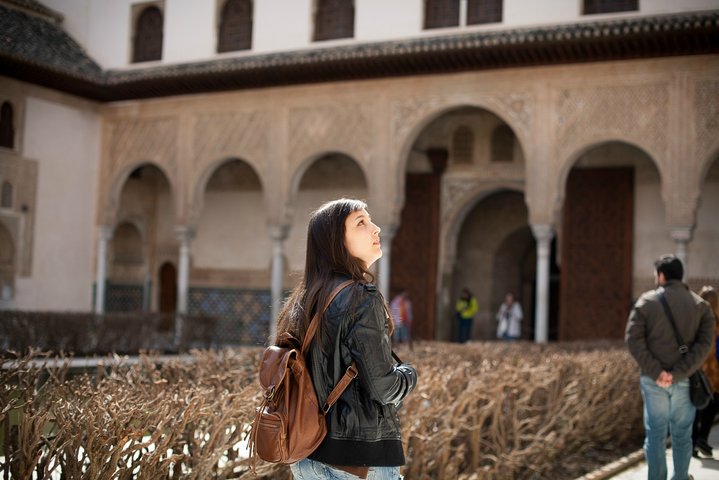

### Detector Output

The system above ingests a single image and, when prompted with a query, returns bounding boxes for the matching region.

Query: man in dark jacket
[626,255,714,480]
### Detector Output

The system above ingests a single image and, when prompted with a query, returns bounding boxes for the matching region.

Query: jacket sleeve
[346,293,417,405]
[672,303,715,378]
[625,304,663,380]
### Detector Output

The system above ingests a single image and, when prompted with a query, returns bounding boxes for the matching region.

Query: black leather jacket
[307,278,417,466]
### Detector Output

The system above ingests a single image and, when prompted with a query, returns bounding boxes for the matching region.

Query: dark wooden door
[560,167,634,340]
[159,262,177,313]
[390,173,441,340]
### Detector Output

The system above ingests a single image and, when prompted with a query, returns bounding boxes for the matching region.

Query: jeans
[639,375,696,480]
[291,458,402,480]
[456,313,472,343]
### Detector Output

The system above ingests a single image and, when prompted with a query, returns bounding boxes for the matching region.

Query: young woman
[276,198,417,480]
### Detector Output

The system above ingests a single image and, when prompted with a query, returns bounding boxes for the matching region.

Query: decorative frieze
[108,117,178,175]
[193,110,268,163]
[695,78,719,162]
[288,104,373,163]
[555,82,669,163]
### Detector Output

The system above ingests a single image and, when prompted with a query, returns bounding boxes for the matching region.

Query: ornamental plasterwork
[108,117,179,176]
[554,82,669,164]
[392,96,443,142]
[193,110,269,166]
[392,92,533,153]
[695,78,719,162]
[442,177,481,221]
[490,92,533,137]
[288,104,373,164]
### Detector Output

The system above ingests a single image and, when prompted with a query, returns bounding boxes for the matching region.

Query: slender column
[378,226,396,300]
[269,225,289,342]
[94,226,112,314]
[531,224,554,344]
[175,226,195,314]
[670,226,693,279]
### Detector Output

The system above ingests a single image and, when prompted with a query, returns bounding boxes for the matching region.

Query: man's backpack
[247,280,356,466]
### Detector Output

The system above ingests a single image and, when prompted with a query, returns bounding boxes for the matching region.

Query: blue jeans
[639,375,695,480]
[291,458,402,480]
[456,313,472,343]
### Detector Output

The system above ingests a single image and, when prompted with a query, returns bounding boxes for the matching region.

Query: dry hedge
[0,341,643,479]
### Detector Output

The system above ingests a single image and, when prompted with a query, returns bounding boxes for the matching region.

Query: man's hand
[656,370,673,387]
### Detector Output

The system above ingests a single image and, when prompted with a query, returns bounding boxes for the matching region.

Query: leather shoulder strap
[301,279,354,354]
[657,288,688,354]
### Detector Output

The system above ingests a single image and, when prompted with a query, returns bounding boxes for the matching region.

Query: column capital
[175,226,196,243]
[269,224,291,242]
[530,224,554,243]
[669,225,694,243]
[98,225,113,240]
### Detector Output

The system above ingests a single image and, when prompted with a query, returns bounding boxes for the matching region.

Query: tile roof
[1,3,717,102]
[0,3,102,80]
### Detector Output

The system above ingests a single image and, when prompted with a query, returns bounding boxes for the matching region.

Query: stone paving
[606,423,719,480]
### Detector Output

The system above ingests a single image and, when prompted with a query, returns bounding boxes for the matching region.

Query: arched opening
[451,190,532,341]
[218,0,252,52]
[559,141,662,340]
[107,221,145,312]
[191,158,268,345]
[132,6,163,62]
[491,124,516,163]
[394,106,525,341]
[286,152,368,274]
[451,126,474,165]
[111,164,174,312]
[691,153,719,288]
[1,181,12,208]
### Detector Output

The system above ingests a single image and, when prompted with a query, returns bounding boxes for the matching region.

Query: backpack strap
[300,279,356,415]
[301,280,354,353]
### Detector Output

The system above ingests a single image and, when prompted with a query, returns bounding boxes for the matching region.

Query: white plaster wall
[14,97,99,310]
[254,0,313,52]
[41,0,719,69]
[43,0,129,69]
[355,0,421,41]
[163,0,215,63]
[41,0,92,48]
[504,0,578,26]
[644,0,719,15]
[193,191,271,269]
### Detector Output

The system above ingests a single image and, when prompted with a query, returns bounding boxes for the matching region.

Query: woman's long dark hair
[274,198,376,345]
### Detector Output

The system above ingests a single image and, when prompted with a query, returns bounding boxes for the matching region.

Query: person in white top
[496,292,523,341]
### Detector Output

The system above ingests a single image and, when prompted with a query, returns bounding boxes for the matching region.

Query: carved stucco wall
[0,153,37,277]
[96,57,719,294]
[104,117,179,225]
[189,110,270,225]
[695,77,719,187]
[288,103,374,185]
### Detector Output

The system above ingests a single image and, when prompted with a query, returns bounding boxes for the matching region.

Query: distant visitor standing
[691,285,719,458]
[455,288,477,343]
[625,255,714,480]
[390,289,413,347]
[496,292,523,341]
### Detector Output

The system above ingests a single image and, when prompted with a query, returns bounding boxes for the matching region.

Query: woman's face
[344,208,382,268]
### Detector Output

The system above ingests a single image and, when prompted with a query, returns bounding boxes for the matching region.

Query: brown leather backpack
[248,280,356,466]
